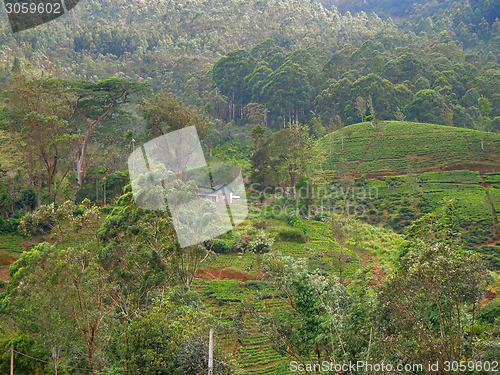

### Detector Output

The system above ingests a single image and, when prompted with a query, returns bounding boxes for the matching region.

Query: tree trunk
[232,92,235,121]
[28,150,33,186]
[76,130,92,187]
[74,90,127,187]
[51,347,58,375]
[37,168,42,207]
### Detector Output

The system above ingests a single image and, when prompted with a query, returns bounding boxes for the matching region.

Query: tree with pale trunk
[356,96,367,122]
[67,79,148,187]
[5,75,81,204]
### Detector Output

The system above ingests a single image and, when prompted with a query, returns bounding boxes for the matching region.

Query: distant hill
[317,0,459,18]
[320,121,500,176]
[319,0,500,25]
[317,121,500,263]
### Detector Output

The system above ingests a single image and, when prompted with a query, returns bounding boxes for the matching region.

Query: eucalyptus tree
[212,49,256,121]
[4,75,81,204]
[66,78,148,187]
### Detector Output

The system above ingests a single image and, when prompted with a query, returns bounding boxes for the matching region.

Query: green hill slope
[315,121,500,267]
[320,121,500,175]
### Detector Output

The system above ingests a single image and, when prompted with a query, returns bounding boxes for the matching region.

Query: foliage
[479,298,500,325]
[211,238,232,254]
[278,228,307,243]
[259,252,374,365]
[250,123,323,188]
[246,230,275,253]
[377,199,489,365]
[4,75,81,203]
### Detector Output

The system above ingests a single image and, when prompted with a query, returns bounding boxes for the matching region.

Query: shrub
[247,230,274,253]
[278,228,306,243]
[253,220,267,229]
[73,208,85,216]
[479,298,500,325]
[0,217,20,234]
[212,239,231,254]
[99,205,114,215]
[232,233,251,252]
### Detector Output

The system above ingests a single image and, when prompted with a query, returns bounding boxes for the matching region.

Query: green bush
[479,298,500,325]
[212,239,231,254]
[278,228,306,243]
[0,217,20,234]
[73,208,85,216]
[99,206,114,215]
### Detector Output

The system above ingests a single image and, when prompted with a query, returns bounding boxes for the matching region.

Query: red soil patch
[481,291,498,307]
[0,267,10,291]
[370,267,385,284]
[0,256,16,287]
[196,268,253,281]
[0,256,17,266]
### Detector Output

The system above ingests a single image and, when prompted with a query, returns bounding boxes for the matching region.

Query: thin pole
[10,345,13,375]
[208,327,213,375]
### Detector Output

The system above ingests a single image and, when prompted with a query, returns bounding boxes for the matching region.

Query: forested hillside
[1,0,500,373]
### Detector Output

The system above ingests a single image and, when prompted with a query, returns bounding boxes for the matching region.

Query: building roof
[199,183,234,193]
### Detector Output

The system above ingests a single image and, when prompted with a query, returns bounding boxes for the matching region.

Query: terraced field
[189,216,399,373]
[191,278,289,373]
[319,121,500,175]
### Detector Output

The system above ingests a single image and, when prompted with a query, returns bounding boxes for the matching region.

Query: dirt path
[195,268,253,281]
[0,267,10,291]
[354,134,379,173]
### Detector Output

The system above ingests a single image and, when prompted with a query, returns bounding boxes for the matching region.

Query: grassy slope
[316,120,500,264]
[319,121,500,175]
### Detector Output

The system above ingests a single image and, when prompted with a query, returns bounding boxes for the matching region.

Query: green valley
[2,0,500,372]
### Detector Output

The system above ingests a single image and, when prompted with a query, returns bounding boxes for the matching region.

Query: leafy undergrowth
[194,216,397,373]
[0,234,24,256]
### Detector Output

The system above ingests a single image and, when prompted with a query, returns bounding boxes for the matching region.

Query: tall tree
[212,49,255,121]
[67,78,148,187]
[250,123,322,188]
[378,199,489,367]
[5,76,80,204]
[356,96,367,122]
[141,91,210,179]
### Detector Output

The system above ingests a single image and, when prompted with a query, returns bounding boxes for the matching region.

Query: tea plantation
[315,121,500,268]
[320,121,500,174]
